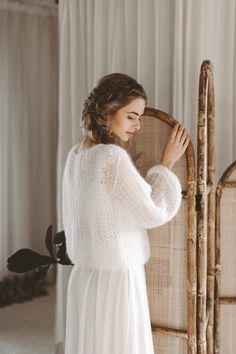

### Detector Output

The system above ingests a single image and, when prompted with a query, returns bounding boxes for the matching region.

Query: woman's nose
[134,121,141,130]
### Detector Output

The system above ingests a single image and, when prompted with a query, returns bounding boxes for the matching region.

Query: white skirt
[64,264,155,354]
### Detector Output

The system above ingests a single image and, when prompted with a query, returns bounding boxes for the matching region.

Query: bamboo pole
[187,155,197,354]
[197,60,216,354]
[197,61,208,354]
[151,324,188,339]
[219,297,236,304]
[206,63,216,354]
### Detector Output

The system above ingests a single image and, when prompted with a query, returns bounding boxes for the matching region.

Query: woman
[62,73,189,354]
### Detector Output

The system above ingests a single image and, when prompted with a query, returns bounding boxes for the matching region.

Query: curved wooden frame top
[197,60,216,354]
[216,160,236,188]
[134,107,197,354]
[215,160,236,354]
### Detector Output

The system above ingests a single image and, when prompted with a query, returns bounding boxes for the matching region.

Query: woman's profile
[62,73,189,354]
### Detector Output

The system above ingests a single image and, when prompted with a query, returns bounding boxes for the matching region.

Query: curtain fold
[0,0,58,283]
[56,0,236,352]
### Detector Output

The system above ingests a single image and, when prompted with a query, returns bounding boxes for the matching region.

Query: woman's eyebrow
[127,111,143,116]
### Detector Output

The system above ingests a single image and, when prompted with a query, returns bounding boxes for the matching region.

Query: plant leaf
[7,249,54,273]
[54,230,73,265]
[45,225,56,261]
[53,230,66,245]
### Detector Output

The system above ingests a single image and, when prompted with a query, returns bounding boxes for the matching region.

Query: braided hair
[80,73,148,144]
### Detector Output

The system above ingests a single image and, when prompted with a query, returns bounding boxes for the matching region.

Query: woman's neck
[81,135,97,148]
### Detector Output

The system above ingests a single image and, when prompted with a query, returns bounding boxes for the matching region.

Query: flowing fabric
[0,1,58,280]
[57,1,236,351]
[65,264,155,354]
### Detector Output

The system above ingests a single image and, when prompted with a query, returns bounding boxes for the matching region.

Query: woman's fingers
[171,123,190,150]
[176,125,185,141]
[172,123,184,139]
[180,130,188,144]
[182,136,190,150]
[171,123,180,140]
[161,123,190,168]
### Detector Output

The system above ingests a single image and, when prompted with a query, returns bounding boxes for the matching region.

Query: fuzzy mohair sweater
[62,143,182,269]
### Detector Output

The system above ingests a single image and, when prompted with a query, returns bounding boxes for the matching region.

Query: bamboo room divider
[126,59,235,354]
[127,108,197,354]
[198,60,236,354]
[215,160,236,354]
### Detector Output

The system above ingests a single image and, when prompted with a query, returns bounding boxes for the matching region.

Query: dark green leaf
[53,230,66,245]
[45,225,56,261]
[7,249,54,273]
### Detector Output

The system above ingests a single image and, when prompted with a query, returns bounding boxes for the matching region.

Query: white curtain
[55,0,236,352]
[0,0,58,281]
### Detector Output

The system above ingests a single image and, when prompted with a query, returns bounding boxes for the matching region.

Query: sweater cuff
[146,163,178,180]
[145,164,182,196]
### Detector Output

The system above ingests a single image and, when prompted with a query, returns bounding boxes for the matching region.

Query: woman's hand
[160,123,190,170]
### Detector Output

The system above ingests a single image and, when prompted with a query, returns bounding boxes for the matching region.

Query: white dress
[65,264,154,354]
[62,143,182,354]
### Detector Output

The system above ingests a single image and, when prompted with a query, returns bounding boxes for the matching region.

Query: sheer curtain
[55,0,236,352]
[0,0,58,282]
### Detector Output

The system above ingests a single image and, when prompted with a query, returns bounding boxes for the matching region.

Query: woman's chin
[124,133,132,141]
[122,137,130,142]
[113,132,131,142]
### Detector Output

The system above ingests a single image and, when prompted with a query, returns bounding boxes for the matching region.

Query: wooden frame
[130,107,197,354]
[197,60,216,354]
[214,160,236,353]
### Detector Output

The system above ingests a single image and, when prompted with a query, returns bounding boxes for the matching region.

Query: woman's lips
[126,131,135,136]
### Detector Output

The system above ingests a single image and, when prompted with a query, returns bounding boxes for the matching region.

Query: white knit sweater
[62,143,182,269]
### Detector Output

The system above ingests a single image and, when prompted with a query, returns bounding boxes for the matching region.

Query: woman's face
[107,97,146,142]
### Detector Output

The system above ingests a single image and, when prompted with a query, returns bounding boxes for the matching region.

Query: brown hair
[80,73,148,144]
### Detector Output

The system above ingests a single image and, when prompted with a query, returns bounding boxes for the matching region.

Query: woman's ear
[104,114,112,128]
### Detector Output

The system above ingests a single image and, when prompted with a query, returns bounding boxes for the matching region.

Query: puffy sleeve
[101,145,182,230]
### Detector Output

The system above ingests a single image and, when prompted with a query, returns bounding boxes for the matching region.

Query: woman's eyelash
[128,116,142,121]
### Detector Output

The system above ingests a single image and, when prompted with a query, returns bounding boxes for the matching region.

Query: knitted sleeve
[101,145,182,230]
